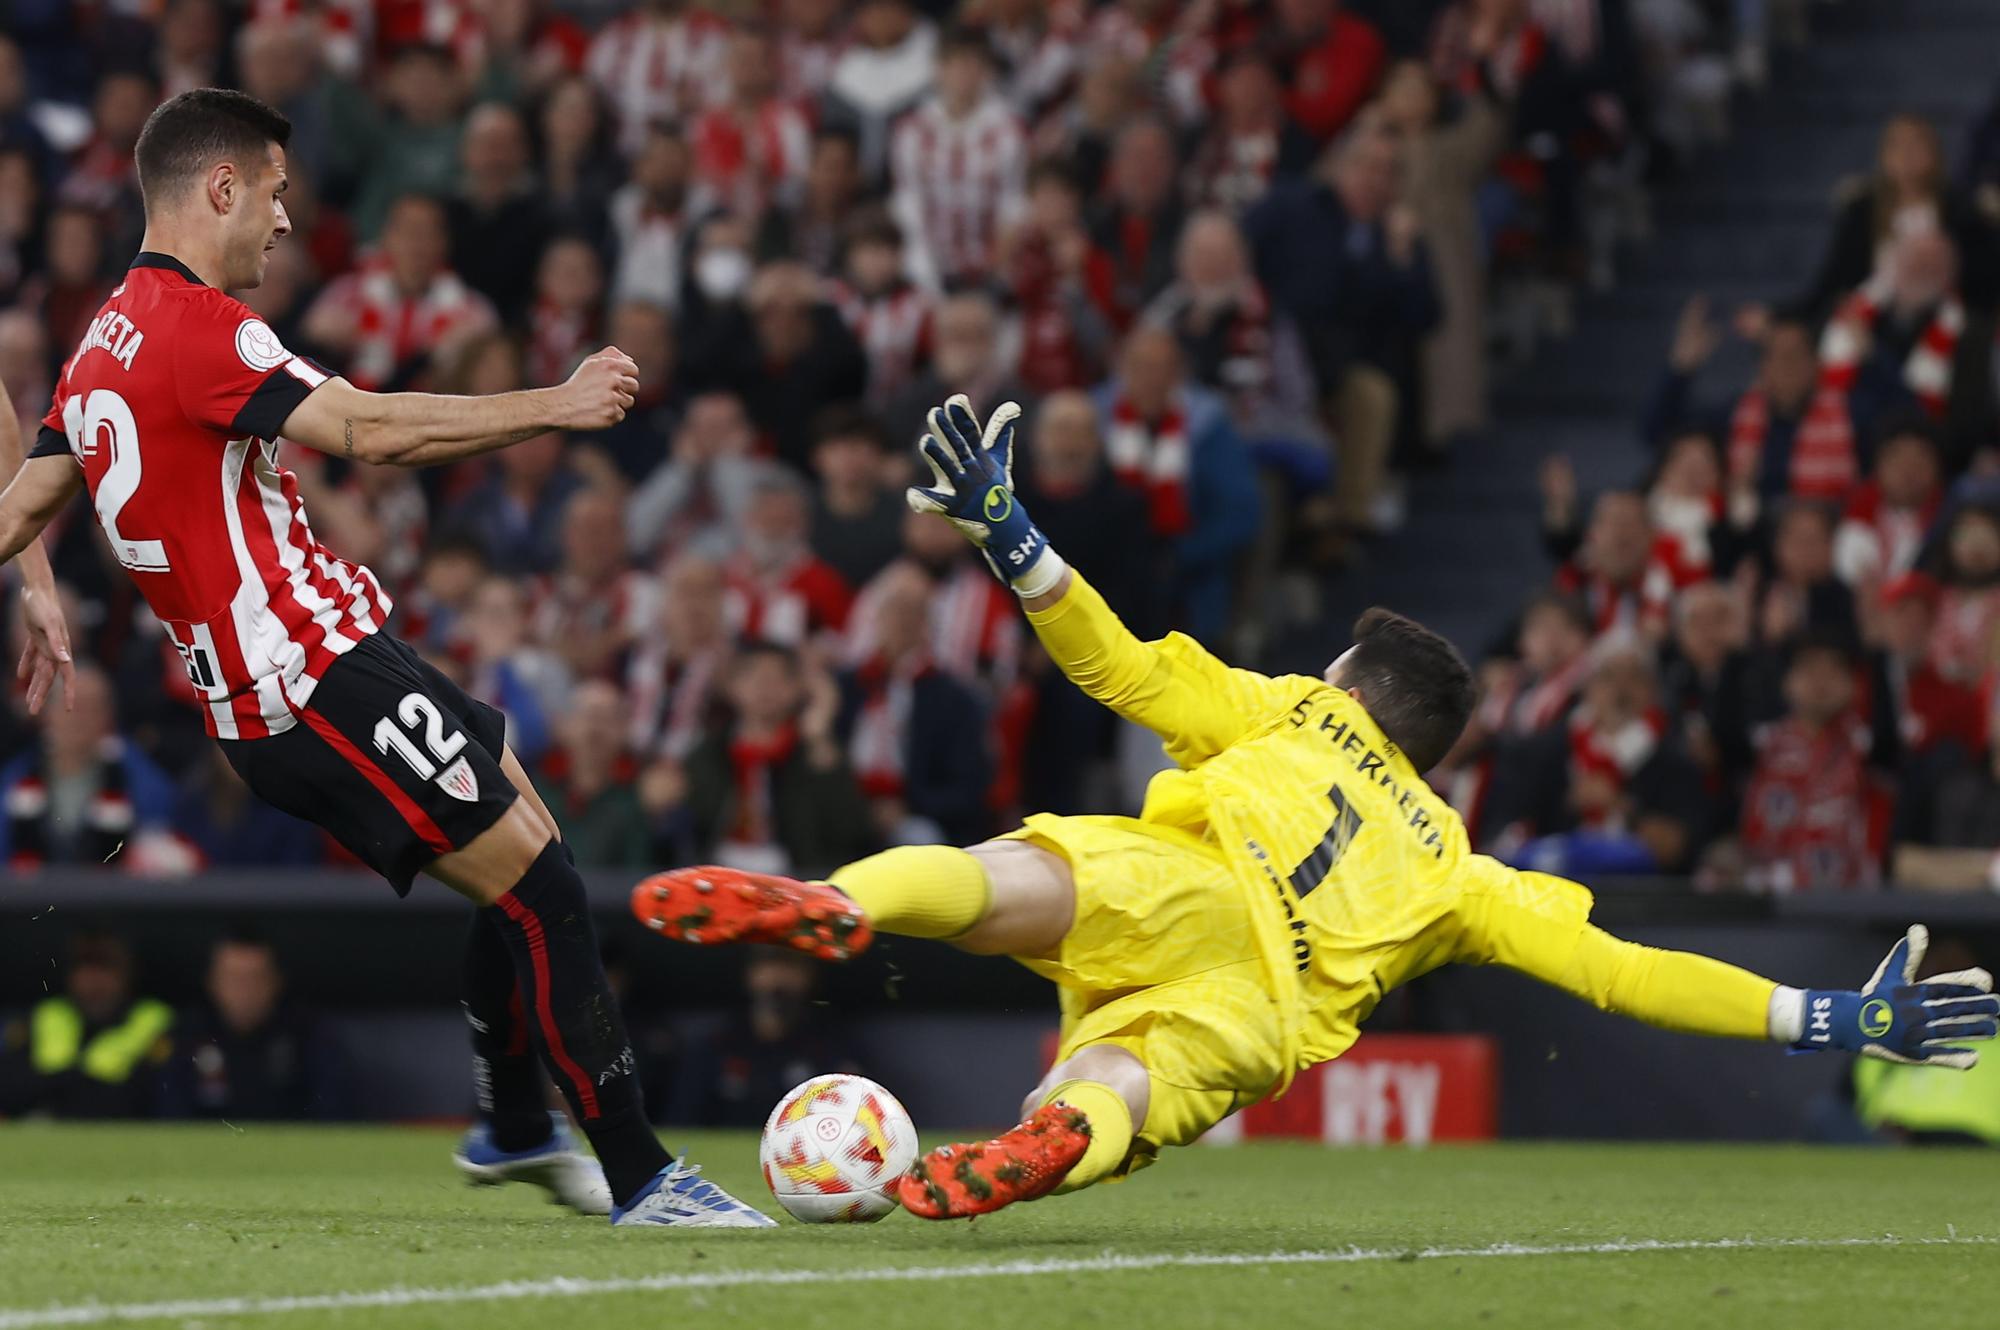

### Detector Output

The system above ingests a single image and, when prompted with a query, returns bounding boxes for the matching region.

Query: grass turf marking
[0,1234,1992,1328]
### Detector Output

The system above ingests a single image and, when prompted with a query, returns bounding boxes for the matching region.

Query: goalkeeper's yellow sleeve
[1553,926,1778,1041]
[1023,571,1302,766]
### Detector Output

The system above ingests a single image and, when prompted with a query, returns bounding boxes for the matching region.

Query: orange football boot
[630,867,873,962]
[896,1104,1093,1220]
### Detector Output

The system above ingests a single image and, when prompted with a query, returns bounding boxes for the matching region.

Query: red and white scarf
[831,280,931,408]
[526,297,593,389]
[1567,705,1666,830]
[627,643,726,761]
[1107,396,1192,537]
[727,724,797,846]
[848,653,928,798]
[1727,385,1857,500]
[1818,278,1965,419]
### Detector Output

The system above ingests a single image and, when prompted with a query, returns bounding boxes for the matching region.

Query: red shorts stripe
[291,702,453,857]
[496,891,601,1119]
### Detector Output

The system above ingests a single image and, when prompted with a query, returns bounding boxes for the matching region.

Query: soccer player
[0,90,770,1228]
[634,395,2000,1220]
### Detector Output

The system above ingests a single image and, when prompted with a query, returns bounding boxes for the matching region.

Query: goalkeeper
[633,395,2000,1220]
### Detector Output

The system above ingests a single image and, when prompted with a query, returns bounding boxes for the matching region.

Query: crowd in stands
[4,0,1986,897]
[1449,101,2000,891]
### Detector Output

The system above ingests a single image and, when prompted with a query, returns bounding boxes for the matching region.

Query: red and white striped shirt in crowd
[777,29,844,108]
[35,253,389,740]
[723,552,854,647]
[689,99,814,219]
[607,186,683,312]
[528,568,659,678]
[626,641,729,761]
[848,561,1022,691]
[1084,4,1213,126]
[982,2,1086,116]
[307,257,496,391]
[847,652,931,798]
[890,96,1029,290]
[586,8,733,155]
[830,280,931,408]
[1833,480,1939,586]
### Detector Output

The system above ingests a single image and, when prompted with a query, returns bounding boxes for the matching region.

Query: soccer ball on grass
[759,1074,919,1222]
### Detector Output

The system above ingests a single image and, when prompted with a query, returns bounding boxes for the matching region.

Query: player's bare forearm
[0,386,57,594]
[282,348,638,467]
[0,458,83,568]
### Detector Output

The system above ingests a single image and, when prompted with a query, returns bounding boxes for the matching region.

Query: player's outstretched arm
[0,382,74,713]
[281,347,639,467]
[0,456,83,580]
[910,395,1280,762]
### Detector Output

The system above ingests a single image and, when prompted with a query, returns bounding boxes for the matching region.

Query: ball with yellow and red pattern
[758,1074,920,1222]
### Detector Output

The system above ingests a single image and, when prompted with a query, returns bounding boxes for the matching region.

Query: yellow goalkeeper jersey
[1026,572,1775,1087]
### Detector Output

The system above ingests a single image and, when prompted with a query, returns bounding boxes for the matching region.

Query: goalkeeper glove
[906,394,1066,598]
[1787,925,1999,1069]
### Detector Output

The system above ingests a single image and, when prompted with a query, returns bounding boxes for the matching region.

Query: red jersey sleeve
[174,294,332,442]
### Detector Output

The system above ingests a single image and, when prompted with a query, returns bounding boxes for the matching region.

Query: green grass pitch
[1,1126,1997,1329]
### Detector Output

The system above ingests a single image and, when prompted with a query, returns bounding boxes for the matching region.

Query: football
[758,1074,920,1223]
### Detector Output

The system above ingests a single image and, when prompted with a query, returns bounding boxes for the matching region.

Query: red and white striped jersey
[830,280,932,408]
[586,9,733,156]
[889,96,1028,289]
[304,257,495,392]
[688,100,814,219]
[35,254,390,740]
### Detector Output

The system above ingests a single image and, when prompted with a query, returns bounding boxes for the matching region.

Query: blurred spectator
[0,35,56,184]
[1660,579,1754,796]
[775,0,848,106]
[628,553,732,763]
[1738,632,1883,892]
[1269,0,1388,143]
[170,747,324,869]
[1818,229,1996,467]
[1873,574,1986,848]
[1550,489,1671,642]
[830,211,932,410]
[1089,115,1187,328]
[158,933,352,1121]
[575,299,682,484]
[1643,432,1727,589]
[1142,210,1278,434]
[677,641,874,875]
[586,0,731,156]
[535,73,621,245]
[1465,591,1594,847]
[1037,51,1143,195]
[0,665,175,871]
[1016,389,1159,627]
[0,932,172,1119]
[1893,687,2000,889]
[1787,112,1993,326]
[1834,421,1944,589]
[689,27,812,220]
[999,161,1115,395]
[1647,299,1855,508]
[449,101,553,324]
[0,309,50,441]
[156,0,226,101]
[890,26,1026,292]
[1093,326,1261,640]
[696,261,868,469]
[1755,500,1858,651]
[463,574,567,765]
[344,44,467,242]
[1189,49,1314,214]
[1378,59,1508,453]
[606,120,691,314]
[234,18,331,185]
[1929,504,2000,686]
[808,406,907,593]
[668,949,864,1128]
[59,69,153,251]
[757,127,866,275]
[524,234,603,386]
[972,0,1083,119]
[25,206,113,378]
[1245,124,1438,540]
[852,511,1026,697]
[722,470,854,648]
[885,287,1029,446]
[397,533,490,656]
[0,147,44,311]
[826,0,938,179]
[840,563,994,846]
[531,487,655,682]
[445,430,583,575]
[626,391,766,562]
[303,194,497,392]
[1082,0,1212,130]
[468,0,591,108]
[535,679,652,867]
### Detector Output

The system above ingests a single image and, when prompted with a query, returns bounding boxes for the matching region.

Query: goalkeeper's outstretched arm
[1459,865,2000,1068]
[908,394,1287,763]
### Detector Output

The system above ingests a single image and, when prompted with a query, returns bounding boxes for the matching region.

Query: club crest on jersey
[235,318,290,372]
[435,755,479,803]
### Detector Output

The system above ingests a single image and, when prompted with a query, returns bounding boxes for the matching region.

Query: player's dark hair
[1340,609,1475,774]
[134,88,292,209]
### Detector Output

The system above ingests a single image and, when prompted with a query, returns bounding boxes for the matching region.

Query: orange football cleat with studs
[630,867,874,962]
[895,1104,1093,1220]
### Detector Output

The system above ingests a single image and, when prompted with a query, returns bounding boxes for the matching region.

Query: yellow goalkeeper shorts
[1003,813,1288,1176]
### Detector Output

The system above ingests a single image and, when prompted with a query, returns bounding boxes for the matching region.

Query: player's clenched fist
[560,347,640,430]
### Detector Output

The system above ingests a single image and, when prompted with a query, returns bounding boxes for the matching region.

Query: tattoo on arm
[343,418,355,459]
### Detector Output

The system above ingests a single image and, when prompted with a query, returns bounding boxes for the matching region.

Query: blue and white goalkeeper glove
[906,394,1066,598]
[1787,925,1999,1068]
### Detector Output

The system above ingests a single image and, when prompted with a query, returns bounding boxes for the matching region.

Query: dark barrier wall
[5,872,1997,1136]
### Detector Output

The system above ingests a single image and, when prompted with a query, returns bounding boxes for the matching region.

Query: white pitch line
[0,1235,1990,1329]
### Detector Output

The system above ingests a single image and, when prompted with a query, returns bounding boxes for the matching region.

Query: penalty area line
[1,1234,1992,1327]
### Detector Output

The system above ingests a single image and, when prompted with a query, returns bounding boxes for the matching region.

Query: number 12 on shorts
[373,692,468,780]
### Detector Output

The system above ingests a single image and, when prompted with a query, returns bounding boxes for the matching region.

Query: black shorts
[222,633,519,894]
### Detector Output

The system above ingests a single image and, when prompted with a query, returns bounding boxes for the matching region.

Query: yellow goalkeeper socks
[1040,1078,1135,1193]
[828,845,992,940]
